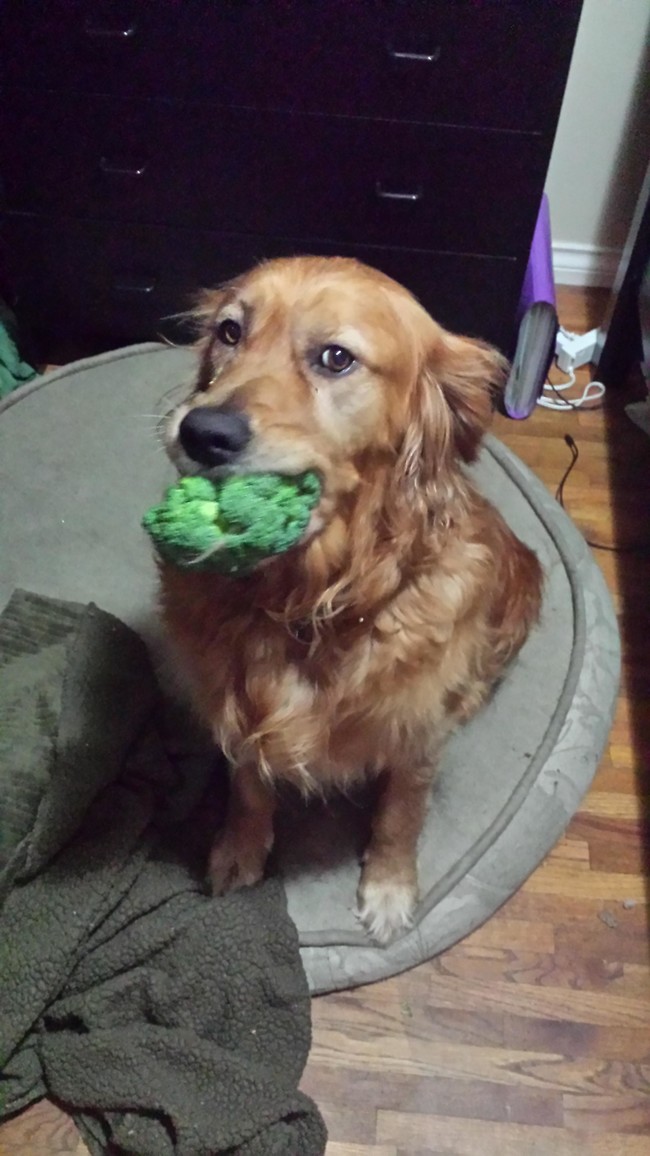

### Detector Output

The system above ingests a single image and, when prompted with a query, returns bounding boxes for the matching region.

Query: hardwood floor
[1,287,649,1155]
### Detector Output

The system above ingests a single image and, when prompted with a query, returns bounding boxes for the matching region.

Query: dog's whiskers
[155,381,193,411]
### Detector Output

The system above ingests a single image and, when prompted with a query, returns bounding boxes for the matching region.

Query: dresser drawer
[0,0,581,134]
[0,93,545,260]
[1,215,204,355]
[2,214,523,357]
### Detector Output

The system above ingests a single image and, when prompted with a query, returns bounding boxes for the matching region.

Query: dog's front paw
[207,831,269,896]
[357,873,417,945]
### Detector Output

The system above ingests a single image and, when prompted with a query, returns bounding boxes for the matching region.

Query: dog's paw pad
[357,878,417,945]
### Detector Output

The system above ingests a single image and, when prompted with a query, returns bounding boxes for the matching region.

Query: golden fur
[160,256,543,942]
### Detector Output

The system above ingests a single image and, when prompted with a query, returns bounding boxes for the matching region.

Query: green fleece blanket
[0,303,38,398]
[0,590,326,1156]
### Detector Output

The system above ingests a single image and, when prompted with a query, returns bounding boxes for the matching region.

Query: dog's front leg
[208,765,276,895]
[357,765,433,944]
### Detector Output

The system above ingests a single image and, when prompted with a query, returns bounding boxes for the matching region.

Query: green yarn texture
[142,472,321,574]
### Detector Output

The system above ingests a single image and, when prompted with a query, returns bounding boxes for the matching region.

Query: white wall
[545,0,650,285]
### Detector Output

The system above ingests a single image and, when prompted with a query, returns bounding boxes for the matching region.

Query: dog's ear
[394,361,452,501]
[395,329,507,504]
[387,325,507,542]
[429,332,508,463]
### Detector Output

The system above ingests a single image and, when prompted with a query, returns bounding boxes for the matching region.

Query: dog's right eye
[216,318,242,346]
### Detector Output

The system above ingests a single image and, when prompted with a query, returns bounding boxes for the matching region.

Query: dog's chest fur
[159,566,466,789]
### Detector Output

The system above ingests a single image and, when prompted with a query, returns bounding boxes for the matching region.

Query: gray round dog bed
[0,343,620,994]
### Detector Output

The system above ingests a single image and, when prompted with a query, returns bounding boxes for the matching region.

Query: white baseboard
[552,242,621,288]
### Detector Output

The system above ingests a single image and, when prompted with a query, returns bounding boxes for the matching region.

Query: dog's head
[166,257,507,551]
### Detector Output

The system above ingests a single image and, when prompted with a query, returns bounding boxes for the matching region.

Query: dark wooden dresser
[0,0,582,360]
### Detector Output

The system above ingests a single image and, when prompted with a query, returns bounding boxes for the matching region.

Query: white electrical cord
[537,365,606,410]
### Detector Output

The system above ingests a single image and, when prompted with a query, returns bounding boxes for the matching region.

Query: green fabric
[0,590,326,1156]
[0,303,38,398]
[142,472,321,573]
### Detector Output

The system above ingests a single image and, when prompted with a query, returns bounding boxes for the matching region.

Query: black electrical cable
[556,434,650,556]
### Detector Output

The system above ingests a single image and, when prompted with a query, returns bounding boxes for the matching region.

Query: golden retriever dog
[160,256,543,943]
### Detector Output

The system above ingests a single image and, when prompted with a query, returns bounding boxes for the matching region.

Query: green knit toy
[142,472,321,575]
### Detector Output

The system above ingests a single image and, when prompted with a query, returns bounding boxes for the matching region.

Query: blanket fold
[0,590,326,1156]
[0,301,38,399]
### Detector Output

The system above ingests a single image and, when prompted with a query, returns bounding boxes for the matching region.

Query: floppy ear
[394,330,507,508]
[430,332,508,463]
[394,361,453,499]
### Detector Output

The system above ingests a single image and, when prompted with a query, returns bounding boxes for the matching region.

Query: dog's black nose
[179,406,251,466]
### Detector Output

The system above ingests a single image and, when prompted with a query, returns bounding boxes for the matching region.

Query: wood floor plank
[571,816,645,876]
[326,1146,397,1156]
[563,1092,650,1134]
[547,835,591,865]
[501,889,646,927]
[315,1101,379,1145]
[310,1030,567,1090]
[377,1110,650,1155]
[310,1024,650,1098]
[580,792,647,820]
[427,971,650,1027]
[553,912,650,969]
[302,1067,564,1127]
[502,1017,650,1064]
[457,918,557,953]
[620,966,650,1000]
[522,864,646,900]
[0,1102,84,1155]
[436,942,633,991]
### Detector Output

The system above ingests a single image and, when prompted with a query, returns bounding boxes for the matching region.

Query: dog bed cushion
[0,344,620,994]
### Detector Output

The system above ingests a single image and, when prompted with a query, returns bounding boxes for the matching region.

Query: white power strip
[555,327,599,373]
[538,326,606,411]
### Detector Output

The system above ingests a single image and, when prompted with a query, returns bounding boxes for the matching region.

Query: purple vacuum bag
[519,194,557,319]
[504,194,559,419]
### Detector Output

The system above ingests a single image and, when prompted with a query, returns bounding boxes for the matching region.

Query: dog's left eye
[216,318,242,346]
[318,345,356,374]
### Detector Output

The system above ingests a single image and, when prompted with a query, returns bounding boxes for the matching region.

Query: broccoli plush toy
[142,472,321,575]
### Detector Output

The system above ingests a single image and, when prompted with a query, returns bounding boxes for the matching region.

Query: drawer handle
[84,20,138,40]
[376,182,423,203]
[388,47,441,64]
[100,157,147,178]
[112,276,157,295]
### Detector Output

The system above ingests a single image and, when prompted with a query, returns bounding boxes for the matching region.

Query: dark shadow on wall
[595,23,650,251]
